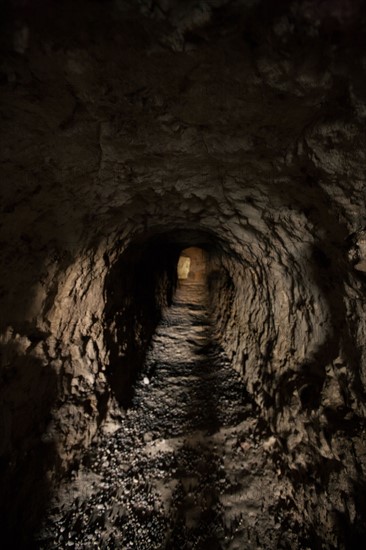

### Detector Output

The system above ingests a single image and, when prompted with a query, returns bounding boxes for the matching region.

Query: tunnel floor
[36,283,309,549]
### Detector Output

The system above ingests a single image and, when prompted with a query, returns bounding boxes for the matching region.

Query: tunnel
[1,0,366,548]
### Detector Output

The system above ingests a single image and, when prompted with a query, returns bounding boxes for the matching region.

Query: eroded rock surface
[0,0,366,547]
[36,284,303,549]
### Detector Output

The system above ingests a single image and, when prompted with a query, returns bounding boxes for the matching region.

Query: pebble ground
[36,283,308,549]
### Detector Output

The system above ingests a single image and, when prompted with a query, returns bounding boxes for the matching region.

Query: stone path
[36,283,306,549]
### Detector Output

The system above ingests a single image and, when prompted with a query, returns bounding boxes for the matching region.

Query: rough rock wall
[104,234,180,407]
[208,205,366,544]
[1,0,366,545]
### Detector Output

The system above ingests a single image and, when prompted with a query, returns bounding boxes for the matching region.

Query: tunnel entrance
[176,246,209,313]
[177,254,191,279]
[103,229,228,407]
[38,228,258,549]
[37,219,360,549]
[177,247,208,284]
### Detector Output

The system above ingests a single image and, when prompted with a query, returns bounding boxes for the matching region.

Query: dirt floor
[36,283,310,549]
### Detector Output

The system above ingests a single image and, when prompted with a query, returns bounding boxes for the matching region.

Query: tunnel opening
[97,229,260,549]
[175,246,210,320]
[177,246,208,285]
[103,228,234,409]
[32,209,366,549]
[2,0,366,546]
[104,235,179,407]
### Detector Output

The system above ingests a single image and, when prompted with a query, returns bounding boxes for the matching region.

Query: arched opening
[176,246,209,313]
[2,0,366,546]
[103,228,233,408]
[177,247,208,284]
[177,254,191,280]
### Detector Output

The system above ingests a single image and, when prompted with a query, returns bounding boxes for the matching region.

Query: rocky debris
[35,283,305,549]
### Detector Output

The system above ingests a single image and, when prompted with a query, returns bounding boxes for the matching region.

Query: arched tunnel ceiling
[1,0,366,325]
[1,0,365,259]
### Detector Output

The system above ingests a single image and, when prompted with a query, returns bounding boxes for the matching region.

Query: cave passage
[2,1,366,546]
[33,219,365,548]
[103,230,224,408]
[35,230,317,549]
[5,217,366,549]
[36,239,281,549]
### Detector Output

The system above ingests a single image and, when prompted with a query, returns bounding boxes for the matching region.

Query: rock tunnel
[1,0,366,548]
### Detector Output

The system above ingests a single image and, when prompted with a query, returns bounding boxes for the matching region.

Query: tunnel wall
[207,218,366,543]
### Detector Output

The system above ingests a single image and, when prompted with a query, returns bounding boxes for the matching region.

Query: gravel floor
[36,283,308,549]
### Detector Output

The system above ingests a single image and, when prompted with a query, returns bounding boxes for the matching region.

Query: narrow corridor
[37,282,306,549]
[2,2,366,547]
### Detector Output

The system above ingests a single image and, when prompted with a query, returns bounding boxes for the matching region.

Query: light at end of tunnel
[177,256,191,279]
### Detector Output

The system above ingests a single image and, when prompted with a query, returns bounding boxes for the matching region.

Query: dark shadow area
[103,238,180,408]
[166,444,224,549]
[103,227,225,409]
[0,345,59,550]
